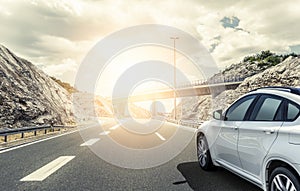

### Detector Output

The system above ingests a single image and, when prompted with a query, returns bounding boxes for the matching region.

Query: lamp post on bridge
[170,37,179,120]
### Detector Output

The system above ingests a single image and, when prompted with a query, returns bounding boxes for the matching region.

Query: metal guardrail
[0,125,76,142]
[166,118,203,128]
[179,119,203,128]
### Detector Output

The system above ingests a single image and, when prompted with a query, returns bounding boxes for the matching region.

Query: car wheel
[197,134,214,170]
[269,167,300,191]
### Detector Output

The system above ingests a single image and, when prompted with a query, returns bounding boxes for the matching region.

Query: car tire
[197,134,214,171]
[269,167,300,191]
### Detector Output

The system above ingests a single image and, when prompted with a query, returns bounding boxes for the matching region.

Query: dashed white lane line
[80,138,100,146]
[155,132,166,141]
[99,131,110,135]
[109,124,120,130]
[20,156,75,181]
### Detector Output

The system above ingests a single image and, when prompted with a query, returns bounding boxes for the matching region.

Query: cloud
[192,0,300,68]
[0,0,299,85]
[43,58,78,84]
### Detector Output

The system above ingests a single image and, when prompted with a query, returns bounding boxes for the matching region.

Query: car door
[214,94,257,168]
[237,94,284,179]
[278,100,300,155]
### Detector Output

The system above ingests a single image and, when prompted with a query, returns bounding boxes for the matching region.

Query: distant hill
[50,77,77,94]
[0,44,75,128]
[73,92,151,121]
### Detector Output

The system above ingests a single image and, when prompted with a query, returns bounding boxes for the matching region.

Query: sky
[1,0,300,88]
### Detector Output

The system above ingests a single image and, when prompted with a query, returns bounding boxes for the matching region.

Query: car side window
[287,102,300,121]
[225,95,256,121]
[251,95,283,121]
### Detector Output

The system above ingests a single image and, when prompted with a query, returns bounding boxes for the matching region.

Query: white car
[196,87,300,191]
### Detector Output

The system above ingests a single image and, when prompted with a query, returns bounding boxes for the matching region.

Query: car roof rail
[253,86,300,95]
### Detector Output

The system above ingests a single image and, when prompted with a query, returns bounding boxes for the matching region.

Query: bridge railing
[177,76,246,89]
[0,124,77,142]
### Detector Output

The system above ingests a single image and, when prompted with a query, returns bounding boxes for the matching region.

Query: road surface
[0,118,261,191]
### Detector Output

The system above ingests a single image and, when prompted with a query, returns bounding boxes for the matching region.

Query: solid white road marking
[20,156,75,181]
[109,124,120,130]
[80,138,100,146]
[155,132,166,141]
[99,131,110,135]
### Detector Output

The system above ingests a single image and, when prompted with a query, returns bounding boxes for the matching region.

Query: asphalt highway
[0,118,261,191]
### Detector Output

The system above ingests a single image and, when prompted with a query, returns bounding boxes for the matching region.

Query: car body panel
[214,120,243,168]
[196,87,300,191]
[286,120,300,146]
[267,118,300,165]
[216,158,263,188]
[238,121,282,178]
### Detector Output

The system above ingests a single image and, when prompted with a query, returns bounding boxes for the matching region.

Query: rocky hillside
[72,92,113,121]
[127,103,152,119]
[210,51,298,83]
[51,77,78,94]
[0,45,74,128]
[179,54,300,121]
[73,92,151,121]
[213,56,300,112]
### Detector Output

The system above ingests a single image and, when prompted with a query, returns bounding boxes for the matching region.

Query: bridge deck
[112,81,242,103]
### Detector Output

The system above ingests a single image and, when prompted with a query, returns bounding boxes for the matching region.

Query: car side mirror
[213,109,224,120]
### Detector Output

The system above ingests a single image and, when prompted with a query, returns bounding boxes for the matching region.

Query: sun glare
[95,45,203,98]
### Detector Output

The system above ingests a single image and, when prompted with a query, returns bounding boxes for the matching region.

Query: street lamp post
[170,37,179,120]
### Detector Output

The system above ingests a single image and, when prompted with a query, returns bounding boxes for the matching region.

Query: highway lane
[0,118,261,191]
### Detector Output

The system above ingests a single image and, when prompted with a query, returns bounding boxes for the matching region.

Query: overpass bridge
[119,81,242,103]
[111,80,244,116]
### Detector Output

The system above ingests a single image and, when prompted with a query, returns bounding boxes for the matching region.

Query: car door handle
[224,126,238,130]
[263,129,275,135]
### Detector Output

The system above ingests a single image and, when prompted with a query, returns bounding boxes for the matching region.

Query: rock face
[127,103,152,119]
[0,45,74,128]
[213,57,300,112]
[211,50,296,82]
[179,56,300,121]
[177,96,211,121]
[72,92,114,121]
